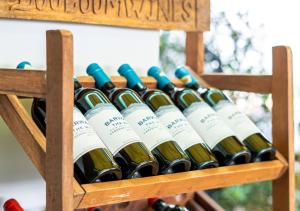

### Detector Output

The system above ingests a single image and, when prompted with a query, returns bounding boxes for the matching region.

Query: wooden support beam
[201,74,273,94]
[194,191,224,211]
[272,46,295,211]
[46,30,74,211]
[186,32,205,75]
[0,94,46,177]
[0,69,46,98]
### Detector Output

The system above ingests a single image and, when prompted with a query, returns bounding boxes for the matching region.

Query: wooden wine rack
[0,0,295,210]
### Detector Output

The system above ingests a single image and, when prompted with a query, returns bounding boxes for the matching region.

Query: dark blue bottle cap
[175,66,198,87]
[118,64,143,88]
[86,63,111,88]
[16,61,32,69]
[148,66,171,89]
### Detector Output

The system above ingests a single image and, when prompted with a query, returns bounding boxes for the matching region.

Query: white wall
[0,19,160,211]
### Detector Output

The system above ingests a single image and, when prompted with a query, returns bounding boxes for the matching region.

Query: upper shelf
[0,0,210,31]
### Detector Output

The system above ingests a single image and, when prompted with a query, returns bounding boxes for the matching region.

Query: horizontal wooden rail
[201,74,273,94]
[77,153,287,208]
[0,72,273,98]
[78,75,185,88]
[0,68,46,98]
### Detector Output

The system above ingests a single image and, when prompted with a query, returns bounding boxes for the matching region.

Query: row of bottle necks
[17,61,276,185]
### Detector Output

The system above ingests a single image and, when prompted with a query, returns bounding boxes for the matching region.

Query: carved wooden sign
[0,0,210,31]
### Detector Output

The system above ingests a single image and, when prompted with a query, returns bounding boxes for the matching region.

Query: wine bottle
[87,63,191,174]
[74,78,159,178]
[19,62,123,184]
[148,66,251,166]
[3,199,24,211]
[118,64,218,169]
[175,67,276,162]
[148,198,189,211]
[31,97,123,184]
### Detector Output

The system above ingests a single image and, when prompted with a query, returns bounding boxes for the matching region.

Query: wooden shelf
[75,153,287,208]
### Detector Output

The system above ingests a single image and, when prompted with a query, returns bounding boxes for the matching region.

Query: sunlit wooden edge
[75,152,287,208]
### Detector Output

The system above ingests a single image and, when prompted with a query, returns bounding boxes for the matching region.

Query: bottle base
[159,159,191,174]
[193,160,219,170]
[225,150,251,166]
[127,160,159,179]
[251,147,276,162]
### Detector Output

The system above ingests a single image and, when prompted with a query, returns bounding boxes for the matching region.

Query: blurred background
[160,1,300,210]
[0,0,299,210]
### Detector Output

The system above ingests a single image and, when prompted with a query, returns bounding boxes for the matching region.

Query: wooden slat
[0,68,46,98]
[74,180,86,209]
[77,154,287,208]
[0,94,84,208]
[78,75,185,89]
[186,199,205,211]
[201,74,273,93]
[194,191,224,211]
[46,30,74,211]
[0,94,46,177]
[272,46,295,211]
[186,32,205,75]
[0,0,210,32]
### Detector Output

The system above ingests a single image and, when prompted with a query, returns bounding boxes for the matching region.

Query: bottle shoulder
[201,88,229,106]
[109,87,144,110]
[75,87,108,101]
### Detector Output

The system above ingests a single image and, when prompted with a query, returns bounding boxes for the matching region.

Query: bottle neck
[132,82,148,95]
[74,80,84,96]
[162,82,177,96]
[187,82,200,90]
[99,81,116,96]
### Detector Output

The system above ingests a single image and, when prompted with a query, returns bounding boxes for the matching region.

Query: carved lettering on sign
[1,0,211,31]
[8,0,194,22]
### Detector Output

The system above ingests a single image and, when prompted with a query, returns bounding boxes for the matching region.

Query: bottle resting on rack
[118,64,218,170]
[74,78,159,178]
[148,198,189,211]
[175,66,276,162]
[19,62,122,184]
[87,63,191,174]
[148,66,251,166]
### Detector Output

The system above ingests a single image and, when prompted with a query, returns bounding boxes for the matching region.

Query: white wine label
[155,105,206,150]
[122,103,173,150]
[183,102,235,149]
[85,103,141,155]
[214,100,261,141]
[73,107,106,162]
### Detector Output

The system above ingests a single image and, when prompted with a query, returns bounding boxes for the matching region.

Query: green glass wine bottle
[148,66,251,166]
[18,62,122,184]
[118,64,218,170]
[74,78,159,178]
[175,67,276,162]
[87,63,191,174]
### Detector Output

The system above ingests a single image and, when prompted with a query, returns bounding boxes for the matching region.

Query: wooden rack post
[46,30,74,211]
